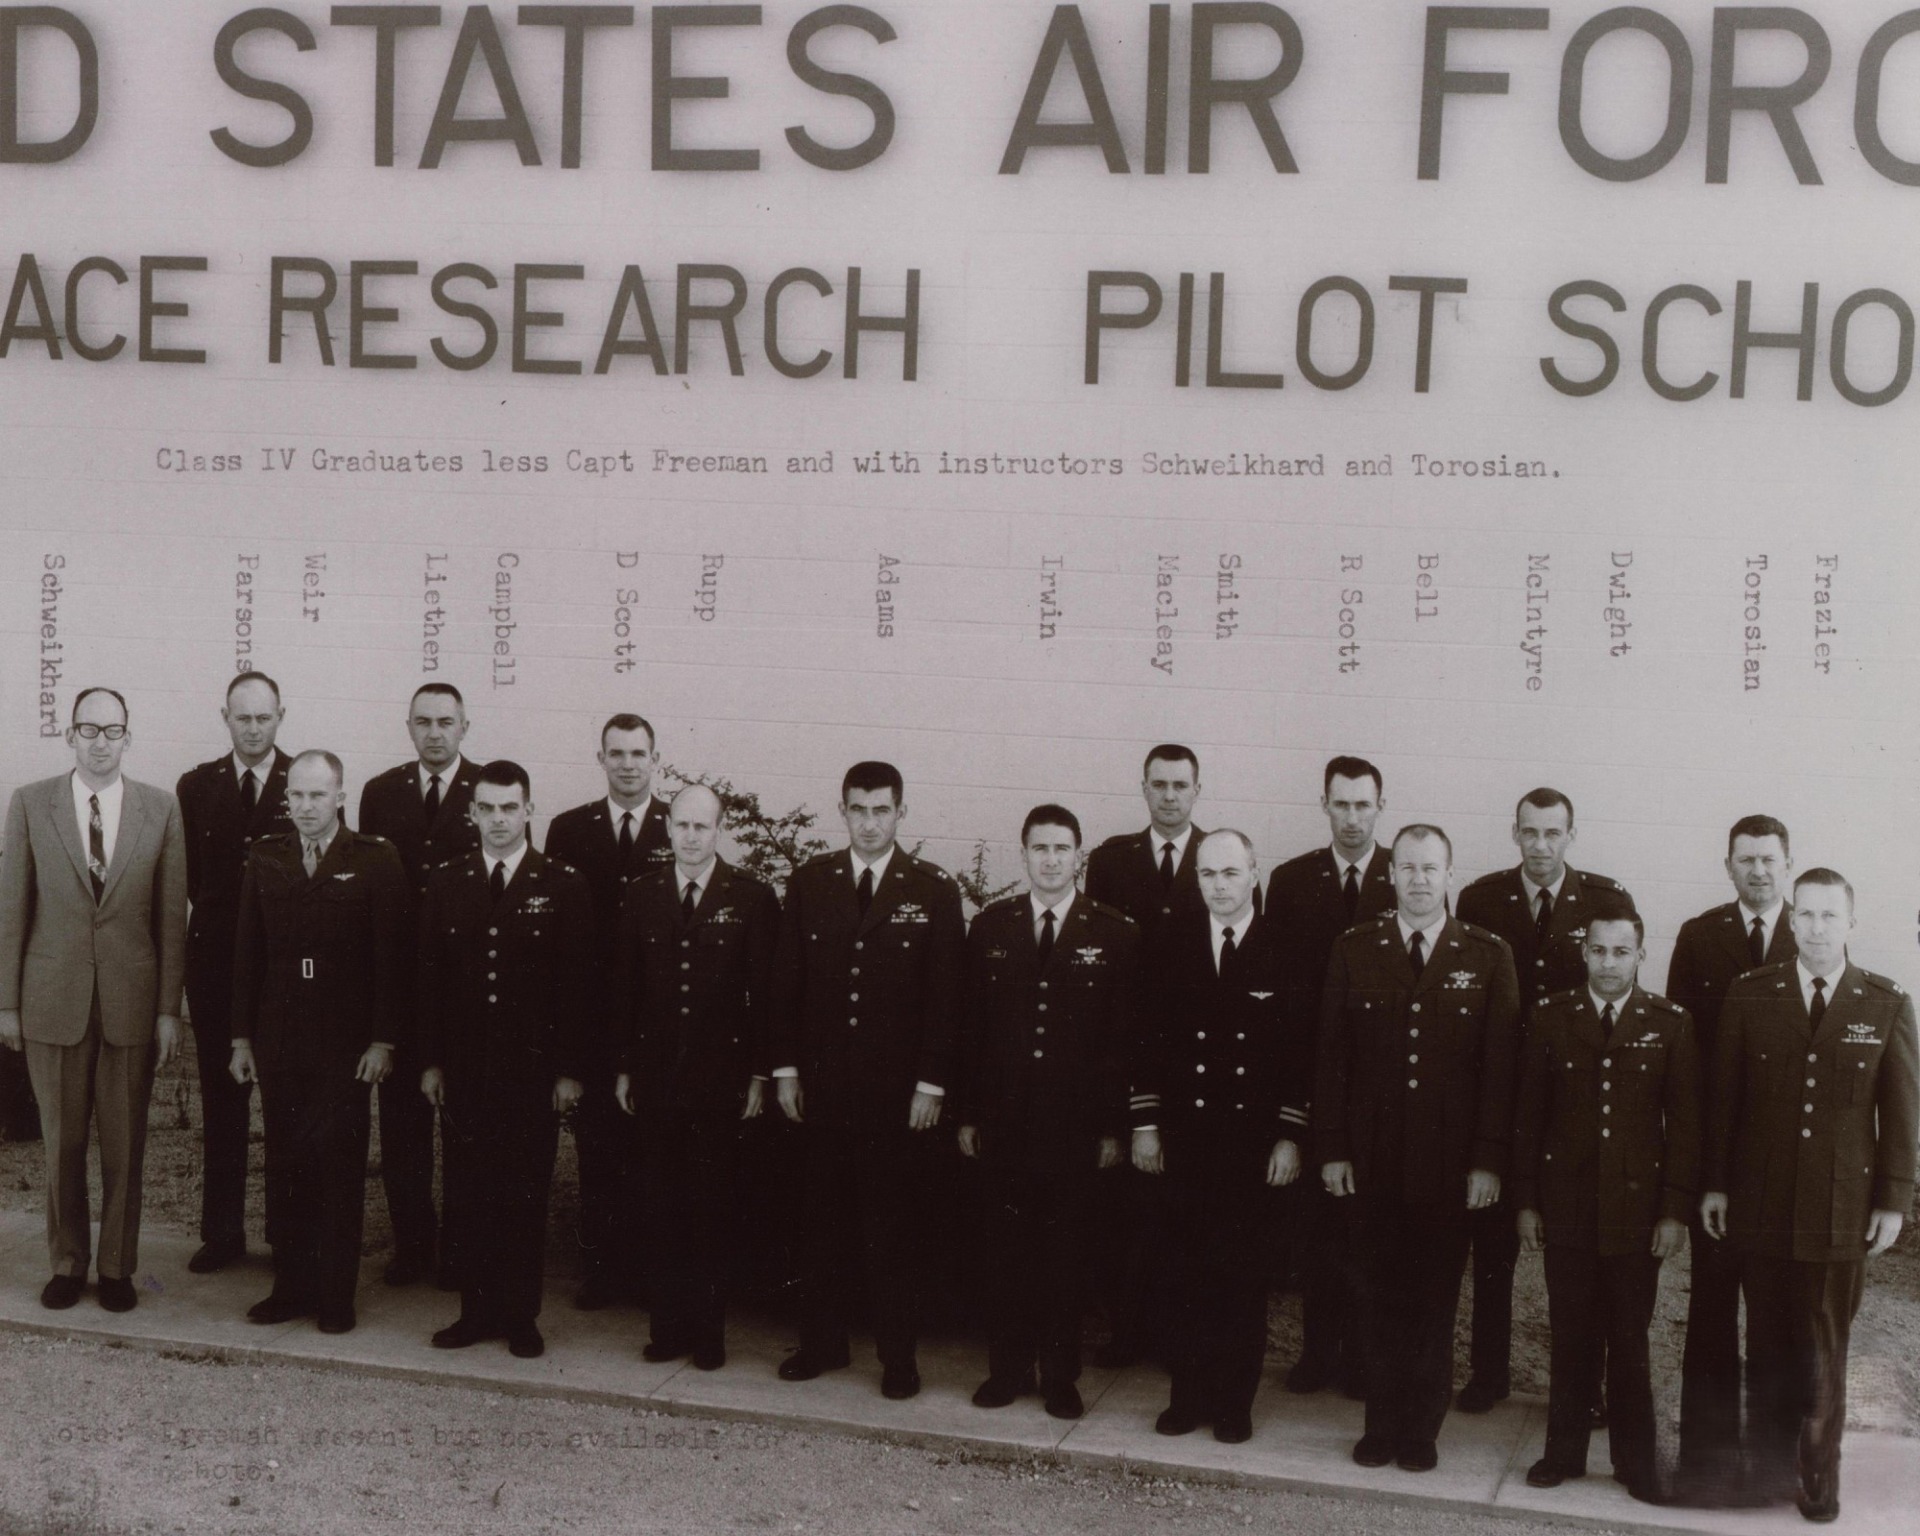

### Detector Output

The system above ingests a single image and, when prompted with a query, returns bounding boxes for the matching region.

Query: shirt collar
[607,794,652,827]
[1397,910,1447,947]
[232,752,271,786]
[1031,889,1076,927]
[1796,958,1846,1006]
[1521,867,1569,905]
[1210,908,1253,941]
[484,839,528,880]
[72,772,124,811]
[1590,987,1631,1022]
[302,822,339,858]
[418,757,462,795]
[851,845,896,885]
[678,855,717,895]
[1330,844,1374,880]
[1739,898,1785,938]
[1154,825,1193,862]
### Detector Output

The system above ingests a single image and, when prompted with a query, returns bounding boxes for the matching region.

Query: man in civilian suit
[617,784,778,1369]
[1702,869,1917,1522]
[0,687,187,1312]
[545,712,673,1309]
[1134,830,1307,1444]
[770,761,966,1400]
[174,671,293,1273]
[356,682,481,1285]
[1083,743,1207,1368]
[958,804,1140,1422]
[1267,755,1395,1397]
[420,761,591,1361]
[1318,824,1521,1473]
[230,750,407,1334]
[1666,814,1796,1488]
[1455,787,1629,1415]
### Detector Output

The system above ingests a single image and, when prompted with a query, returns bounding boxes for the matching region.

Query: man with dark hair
[769,760,965,1400]
[174,671,294,1273]
[0,687,187,1313]
[618,784,779,1369]
[1513,896,1699,1505]
[1667,814,1796,1486]
[1084,743,1208,1369]
[546,711,675,1310]
[1267,755,1394,1397]
[1318,823,1520,1473]
[1701,870,1917,1523]
[230,750,406,1335]
[418,760,592,1361]
[1133,829,1306,1445]
[357,683,481,1286]
[1455,787,1629,1415]
[958,804,1139,1421]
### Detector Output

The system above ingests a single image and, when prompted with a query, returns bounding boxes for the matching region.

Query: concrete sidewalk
[0,1209,1909,1535]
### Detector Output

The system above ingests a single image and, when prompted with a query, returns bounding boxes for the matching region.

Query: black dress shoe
[317,1308,357,1335]
[432,1317,499,1349]
[642,1340,691,1364]
[1213,1413,1254,1445]
[691,1343,726,1372]
[1351,1433,1396,1468]
[40,1275,84,1310]
[1286,1356,1335,1394]
[777,1347,850,1382]
[1526,1458,1584,1489]
[971,1374,1033,1409]
[1043,1384,1085,1421]
[1797,1470,1840,1524]
[1396,1441,1439,1473]
[382,1253,430,1287]
[1456,1378,1508,1414]
[1093,1337,1142,1370]
[246,1293,314,1325]
[507,1325,545,1360]
[880,1363,921,1401]
[188,1241,244,1275]
[97,1277,137,1313]
[1156,1407,1202,1437]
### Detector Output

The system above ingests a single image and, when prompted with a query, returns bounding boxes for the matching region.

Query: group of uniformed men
[0,678,1913,1524]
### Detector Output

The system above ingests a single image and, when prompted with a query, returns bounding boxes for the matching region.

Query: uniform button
[1194,1098,1205,1107]
[1602,1081,1610,1091]
[1197,1031,1206,1040]
[680,962,690,971]
[1411,1003,1421,1013]
[487,950,497,960]
[1037,1003,1047,1012]
[1035,1027,1044,1035]
[1408,1054,1418,1064]
[1802,1128,1812,1138]
[1236,1033,1244,1041]
[680,1008,690,1016]
[1236,1067,1245,1076]
[849,992,859,1002]
[1038,981,1048,990]
[1034,1050,1044,1059]
[850,968,861,978]
[1535,958,1545,967]
[1602,1105,1611,1114]
[1807,1078,1816,1087]
[489,927,498,936]
[1195,1065,1205,1073]
[680,940,690,949]
[1602,1058,1612,1068]
[680,984,690,993]
[487,972,496,981]
[1601,1128,1610,1138]
[1807,1052,1817,1062]
[1409,1028,1419,1039]
[1804,1103,1814,1113]
[849,1017,858,1026]
[1408,1079,1418,1089]
[487,994,497,1003]
[854,942,864,952]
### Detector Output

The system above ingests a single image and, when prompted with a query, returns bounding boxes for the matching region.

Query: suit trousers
[260,1067,371,1314]
[797,1121,936,1367]
[1163,1155,1278,1421]
[442,1077,559,1328]
[1542,1247,1661,1477]
[1678,1216,1745,1475]
[377,1040,439,1263]
[25,998,156,1280]
[1295,1176,1365,1378]
[574,1082,645,1293]
[642,1121,742,1351]
[979,1138,1093,1389]
[1353,1194,1471,1447]
[1742,1255,1865,1487]
[184,973,254,1249]
[1466,1196,1521,1390]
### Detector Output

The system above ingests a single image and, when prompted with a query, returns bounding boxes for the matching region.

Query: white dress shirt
[1397,911,1447,966]
[233,753,271,800]
[1210,909,1254,972]
[1741,898,1786,955]
[1521,867,1568,917]
[1032,888,1076,941]
[1797,958,1846,1014]
[483,840,529,886]
[71,772,124,871]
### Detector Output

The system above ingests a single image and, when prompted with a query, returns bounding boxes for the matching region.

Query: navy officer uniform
[1512,984,1700,1493]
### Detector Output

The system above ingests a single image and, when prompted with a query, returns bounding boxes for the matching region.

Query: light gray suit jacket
[0,773,188,1048]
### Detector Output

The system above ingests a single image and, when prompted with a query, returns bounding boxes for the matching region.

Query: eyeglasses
[73,724,127,741]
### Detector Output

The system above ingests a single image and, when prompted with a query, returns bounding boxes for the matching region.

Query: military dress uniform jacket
[416,848,594,1088]
[769,849,966,1129]
[1132,911,1309,1170]
[1666,901,1796,1063]
[620,858,779,1128]
[1511,987,1701,1255]
[1084,827,1208,934]
[546,796,673,973]
[1457,865,1628,1008]
[1705,961,1920,1263]
[1315,915,1522,1204]
[356,758,483,895]
[1265,844,1395,1039]
[956,895,1141,1152]
[177,749,294,1042]
[229,828,407,1076]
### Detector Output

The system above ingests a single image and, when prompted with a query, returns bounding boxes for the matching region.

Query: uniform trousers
[1353,1194,1471,1447]
[376,1037,439,1266]
[441,1075,559,1327]
[642,1121,742,1351]
[1741,1255,1865,1487]
[797,1122,935,1367]
[1542,1247,1661,1476]
[259,1067,371,1313]
[1678,1217,1745,1476]
[1091,1161,1173,1354]
[1466,1196,1520,1389]
[24,998,155,1281]
[1162,1146,1278,1422]
[1295,1177,1364,1379]
[184,971,254,1250]
[575,1082,646,1294]
[978,1133,1094,1389]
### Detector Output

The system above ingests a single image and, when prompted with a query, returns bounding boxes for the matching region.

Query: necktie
[1341,863,1360,923]
[1037,906,1056,966]
[87,793,106,901]
[239,771,257,816]
[1220,924,1237,972]
[682,880,699,923]
[423,772,442,822]
[1601,1002,1617,1040]
[302,839,318,877]
[856,865,874,918]
[1748,916,1766,968]
[1534,887,1554,948]
[1409,929,1426,973]
[619,811,635,858]
[489,859,506,903]
[1158,841,1175,891]
[1809,976,1828,1028]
